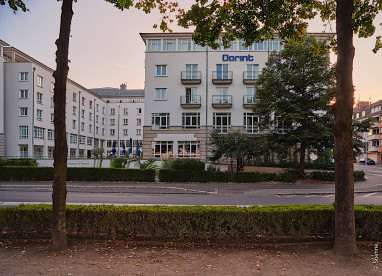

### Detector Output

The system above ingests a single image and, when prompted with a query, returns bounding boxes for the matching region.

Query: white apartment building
[0,42,144,159]
[140,32,332,160]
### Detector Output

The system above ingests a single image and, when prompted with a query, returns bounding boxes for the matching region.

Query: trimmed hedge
[162,158,205,171]
[252,162,335,171]
[0,204,381,241]
[159,169,365,183]
[0,166,155,182]
[0,158,37,167]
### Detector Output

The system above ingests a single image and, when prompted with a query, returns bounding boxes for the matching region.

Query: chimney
[120,83,126,90]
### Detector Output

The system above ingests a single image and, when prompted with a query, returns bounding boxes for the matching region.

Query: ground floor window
[34,146,43,159]
[178,141,200,158]
[152,141,173,158]
[48,147,54,158]
[213,113,231,133]
[243,113,259,134]
[70,148,76,158]
[20,145,28,158]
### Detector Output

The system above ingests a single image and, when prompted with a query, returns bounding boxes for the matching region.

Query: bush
[162,159,205,171]
[0,157,37,167]
[0,166,155,182]
[1,204,381,241]
[110,158,128,168]
[252,161,335,171]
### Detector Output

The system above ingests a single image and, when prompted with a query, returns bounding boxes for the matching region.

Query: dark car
[359,158,376,165]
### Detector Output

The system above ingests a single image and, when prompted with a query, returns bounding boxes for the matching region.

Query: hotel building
[140,32,333,160]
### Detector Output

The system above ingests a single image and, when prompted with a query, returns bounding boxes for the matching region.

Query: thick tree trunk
[52,0,73,251]
[333,0,358,255]
[299,143,306,176]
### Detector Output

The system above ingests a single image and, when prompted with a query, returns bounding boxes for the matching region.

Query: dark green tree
[253,35,335,175]
[178,0,382,256]
[209,130,263,172]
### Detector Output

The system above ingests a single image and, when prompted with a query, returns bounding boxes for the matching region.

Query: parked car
[359,158,376,165]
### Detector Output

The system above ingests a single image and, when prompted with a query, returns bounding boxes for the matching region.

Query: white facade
[1,44,144,159]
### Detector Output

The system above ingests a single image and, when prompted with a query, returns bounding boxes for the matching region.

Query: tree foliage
[209,130,263,172]
[0,0,27,12]
[253,35,335,174]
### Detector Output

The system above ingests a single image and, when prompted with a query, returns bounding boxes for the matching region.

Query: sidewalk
[0,240,379,276]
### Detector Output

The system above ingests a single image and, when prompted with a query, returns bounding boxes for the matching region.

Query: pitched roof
[90,87,144,98]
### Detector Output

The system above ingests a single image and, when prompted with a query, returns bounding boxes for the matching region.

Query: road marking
[362,192,377,197]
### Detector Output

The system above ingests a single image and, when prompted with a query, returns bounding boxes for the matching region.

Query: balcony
[368,134,379,140]
[212,95,232,108]
[212,71,233,84]
[243,71,259,84]
[243,96,258,108]
[180,96,201,108]
[368,146,379,152]
[181,71,201,84]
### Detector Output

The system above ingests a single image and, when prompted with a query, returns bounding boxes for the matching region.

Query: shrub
[110,158,128,168]
[354,170,366,181]
[0,157,37,167]
[162,159,205,171]
[1,204,381,241]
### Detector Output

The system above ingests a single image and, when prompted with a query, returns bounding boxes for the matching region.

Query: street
[0,165,381,206]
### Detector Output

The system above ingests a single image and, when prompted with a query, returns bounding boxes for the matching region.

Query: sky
[1,0,382,102]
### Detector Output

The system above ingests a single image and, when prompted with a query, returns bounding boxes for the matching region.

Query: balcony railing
[368,146,379,152]
[180,95,201,108]
[212,71,233,84]
[212,95,232,108]
[243,96,258,108]
[368,134,379,140]
[181,71,201,84]
[243,71,259,84]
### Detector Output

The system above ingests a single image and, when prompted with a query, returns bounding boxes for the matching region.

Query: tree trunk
[299,143,306,176]
[333,0,358,255]
[52,0,73,251]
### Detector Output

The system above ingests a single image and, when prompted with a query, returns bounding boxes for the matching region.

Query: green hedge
[0,166,155,182]
[252,162,335,171]
[0,204,381,241]
[159,169,365,183]
[162,158,205,171]
[0,157,37,167]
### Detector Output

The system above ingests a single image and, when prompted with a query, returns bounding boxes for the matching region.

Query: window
[96,115,99,123]
[182,113,200,129]
[163,39,176,51]
[96,126,99,134]
[110,108,115,116]
[178,39,192,51]
[178,141,200,158]
[156,65,167,76]
[185,87,198,103]
[89,112,93,121]
[19,72,28,81]
[20,145,28,158]
[79,136,85,144]
[213,113,231,133]
[72,119,76,129]
[254,41,267,51]
[136,129,141,136]
[34,127,45,139]
[37,109,43,121]
[239,39,252,51]
[123,129,128,136]
[216,64,229,79]
[269,39,283,51]
[102,118,105,125]
[81,109,85,118]
[110,119,115,125]
[51,97,54,108]
[87,137,93,146]
[89,100,93,109]
[19,89,28,98]
[19,107,28,116]
[73,93,77,102]
[89,124,92,133]
[70,134,77,144]
[155,88,167,100]
[137,118,142,126]
[216,87,229,103]
[81,122,85,131]
[123,119,128,125]
[193,42,206,51]
[50,113,54,123]
[245,87,257,104]
[37,92,43,104]
[152,113,170,130]
[223,40,236,51]
[48,129,55,140]
[19,126,28,138]
[102,107,105,114]
[123,108,128,115]
[185,64,198,79]
[96,104,99,112]
[137,108,142,114]
[275,116,289,134]
[37,75,43,87]
[152,141,173,158]
[148,39,161,51]
[81,97,85,106]
[244,113,259,133]
[110,129,115,136]
[72,106,77,115]
[51,82,55,92]
[107,140,112,147]
[246,64,259,80]
[102,128,105,136]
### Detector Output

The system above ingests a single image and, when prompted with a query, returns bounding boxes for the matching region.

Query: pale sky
[1,0,381,102]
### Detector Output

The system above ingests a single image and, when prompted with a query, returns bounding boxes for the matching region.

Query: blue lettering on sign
[222,54,254,61]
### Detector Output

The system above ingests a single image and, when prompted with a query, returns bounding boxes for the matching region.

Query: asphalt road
[0,165,381,206]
